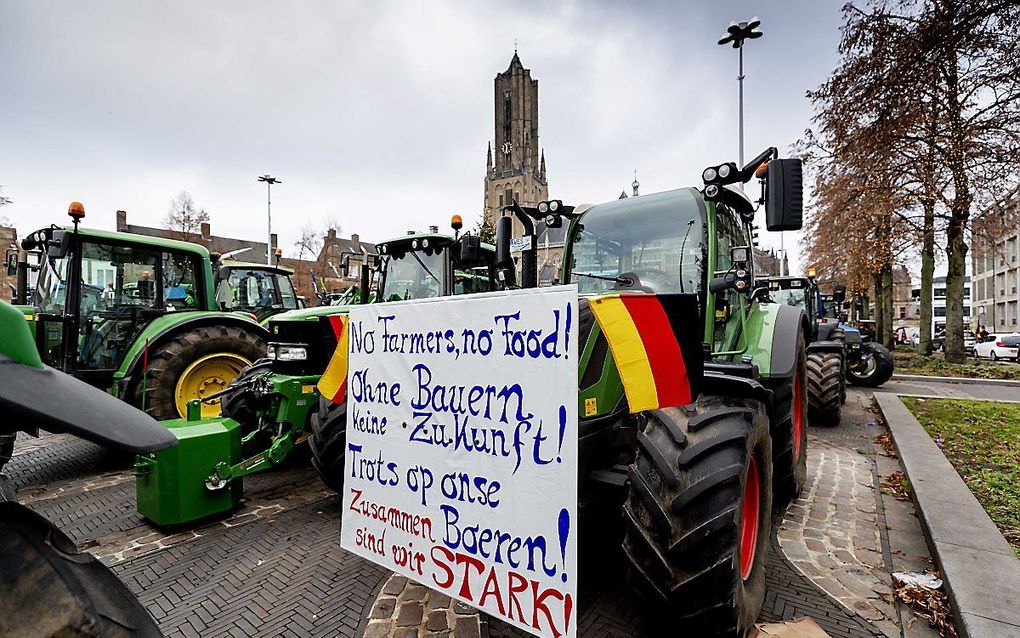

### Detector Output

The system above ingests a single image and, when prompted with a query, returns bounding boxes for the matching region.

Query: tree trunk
[881,264,895,349]
[873,272,885,343]
[918,198,936,355]
[943,48,972,364]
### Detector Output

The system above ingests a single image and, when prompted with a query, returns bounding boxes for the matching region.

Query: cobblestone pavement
[360,390,910,638]
[4,386,932,638]
[776,438,898,637]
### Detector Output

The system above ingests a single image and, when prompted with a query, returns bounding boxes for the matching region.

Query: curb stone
[874,393,1020,638]
[890,373,1020,387]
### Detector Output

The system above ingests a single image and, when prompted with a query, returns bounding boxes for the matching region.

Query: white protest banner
[340,286,578,638]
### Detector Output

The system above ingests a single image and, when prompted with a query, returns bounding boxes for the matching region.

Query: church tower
[483,52,548,236]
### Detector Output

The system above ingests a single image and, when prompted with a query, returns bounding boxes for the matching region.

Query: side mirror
[217,266,231,281]
[764,158,803,231]
[5,251,17,277]
[47,230,71,259]
[459,234,481,262]
[833,283,846,304]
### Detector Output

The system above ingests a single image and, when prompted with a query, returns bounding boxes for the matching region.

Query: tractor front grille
[268,317,338,376]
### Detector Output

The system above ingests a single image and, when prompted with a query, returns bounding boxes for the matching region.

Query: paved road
[879,378,1020,402]
[5,381,956,638]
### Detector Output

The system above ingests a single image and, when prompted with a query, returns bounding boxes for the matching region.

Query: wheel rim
[793,366,804,460]
[174,353,252,418]
[739,455,761,581]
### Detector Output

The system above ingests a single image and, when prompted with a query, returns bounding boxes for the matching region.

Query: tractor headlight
[269,344,308,361]
[538,201,550,214]
[718,163,731,179]
[411,239,419,249]
[549,199,560,212]
[421,238,429,248]
[703,167,718,182]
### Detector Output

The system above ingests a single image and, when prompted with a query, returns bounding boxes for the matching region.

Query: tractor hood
[0,300,177,454]
[269,304,357,325]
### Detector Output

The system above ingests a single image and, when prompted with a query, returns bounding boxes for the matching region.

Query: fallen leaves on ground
[875,432,897,457]
[892,571,958,638]
[881,471,911,501]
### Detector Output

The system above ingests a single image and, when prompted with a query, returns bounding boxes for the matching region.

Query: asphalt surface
[878,378,1020,402]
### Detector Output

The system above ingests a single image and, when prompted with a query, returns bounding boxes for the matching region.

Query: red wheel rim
[739,455,761,581]
[792,366,804,460]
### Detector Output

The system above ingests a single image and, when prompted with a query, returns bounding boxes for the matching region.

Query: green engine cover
[135,416,242,526]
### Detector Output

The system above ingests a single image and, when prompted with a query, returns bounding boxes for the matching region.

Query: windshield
[570,188,704,295]
[380,251,443,301]
[216,268,296,314]
[768,287,808,310]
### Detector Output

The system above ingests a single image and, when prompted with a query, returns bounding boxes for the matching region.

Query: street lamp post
[258,174,282,265]
[717,18,763,170]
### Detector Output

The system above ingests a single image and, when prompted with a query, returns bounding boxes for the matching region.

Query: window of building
[899,306,906,319]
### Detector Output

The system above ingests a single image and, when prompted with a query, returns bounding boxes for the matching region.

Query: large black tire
[772,331,809,501]
[622,396,773,636]
[846,342,894,388]
[141,325,266,420]
[309,396,346,492]
[806,352,842,427]
[1,502,162,636]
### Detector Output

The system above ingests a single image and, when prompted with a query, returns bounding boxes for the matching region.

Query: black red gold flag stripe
[588,293,702,412]
[317,315,350,404]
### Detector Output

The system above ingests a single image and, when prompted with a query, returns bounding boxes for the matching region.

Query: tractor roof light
[538,201,550,214]
[421,238,429,248]
[411,239,419,249]
[702,167,718,183]
[549,200,561,212]
[807,267,817,279]
[68,201,85,220]
[754,161,770,179]
[451,214,463,231]
[718,164,732,179]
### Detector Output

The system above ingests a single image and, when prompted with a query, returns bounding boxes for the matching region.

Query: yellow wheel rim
[174,353,252,418]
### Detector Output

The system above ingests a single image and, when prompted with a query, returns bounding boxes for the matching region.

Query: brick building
[482,52,564,285]
[114,210,376,304]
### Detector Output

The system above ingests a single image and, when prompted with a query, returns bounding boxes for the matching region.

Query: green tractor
[6,203,268,423]
[173,221,499,495]
[211,253,301,324]
[0,298,176,636]
[759,275,846,426]
[483,148,808,635]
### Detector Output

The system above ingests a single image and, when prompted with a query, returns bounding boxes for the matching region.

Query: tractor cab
[19,220,213,386]
[376,230,498,302]
[213,260,299,323]
[760,275,818,325]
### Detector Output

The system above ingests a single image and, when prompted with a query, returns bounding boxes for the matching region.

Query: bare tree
[163,191,210,241]
[295,216,343,261]
[472,212,496,244]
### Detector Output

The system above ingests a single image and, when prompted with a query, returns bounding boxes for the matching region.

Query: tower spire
[540,149,546,181]
[487,142,493,171]
[632,170,640,197]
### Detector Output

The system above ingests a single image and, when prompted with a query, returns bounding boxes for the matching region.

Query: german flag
[588,293,703,412]
[317,315,350,404]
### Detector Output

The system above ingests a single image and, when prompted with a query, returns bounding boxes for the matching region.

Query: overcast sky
[0,1,844,272]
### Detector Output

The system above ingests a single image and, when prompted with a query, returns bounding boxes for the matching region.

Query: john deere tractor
[760,275,845,426]
[6,203,267,423]
[149,222,499,501]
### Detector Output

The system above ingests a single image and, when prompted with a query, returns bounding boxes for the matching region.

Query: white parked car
[973,333,1020,361]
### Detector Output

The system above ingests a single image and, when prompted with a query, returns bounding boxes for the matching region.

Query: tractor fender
[768,305,810,381]
[115,311,268,391]
[807,340,844,354]
[700,371,773,411]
